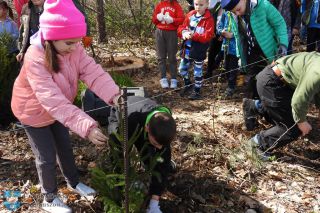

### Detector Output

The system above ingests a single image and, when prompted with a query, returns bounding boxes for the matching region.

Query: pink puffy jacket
[11,42,119,138]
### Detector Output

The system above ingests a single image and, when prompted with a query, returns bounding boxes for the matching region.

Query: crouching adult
[243,52,320,153]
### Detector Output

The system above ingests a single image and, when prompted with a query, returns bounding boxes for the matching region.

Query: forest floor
[0,38,319,213]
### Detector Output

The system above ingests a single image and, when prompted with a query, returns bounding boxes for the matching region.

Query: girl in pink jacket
[11,0,120,212]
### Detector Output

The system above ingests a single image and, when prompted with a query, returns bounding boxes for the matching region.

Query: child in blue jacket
[216,10,239,97]
[0,1,19,54]
[302,0,320,52]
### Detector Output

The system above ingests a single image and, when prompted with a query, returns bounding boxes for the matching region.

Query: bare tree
[96,0,107,43]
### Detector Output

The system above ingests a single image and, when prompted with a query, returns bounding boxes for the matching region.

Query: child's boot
[188,88,202,100]
[180,78,193,97]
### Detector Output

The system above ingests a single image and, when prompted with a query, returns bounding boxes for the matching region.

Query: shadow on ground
[161,173,270,213]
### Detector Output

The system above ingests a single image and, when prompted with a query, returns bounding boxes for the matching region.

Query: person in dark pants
[221,0,288,99]
[302,0,320,52]
[11,0,120,212]
[16,0,44,63]
[243,52,320,154]
[204,36,223,79]
[108,96,177,213]
[178,0,215,100]
[216,10,239,97]
[203,0,223,79]
[152,0,184,89]
[269,0,301,55]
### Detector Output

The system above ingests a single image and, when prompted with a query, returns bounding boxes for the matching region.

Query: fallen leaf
[268,171,283,181]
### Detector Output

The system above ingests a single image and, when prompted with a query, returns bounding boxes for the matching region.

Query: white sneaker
[160,78,169,88]
[170,79,178,89]
[42,197,72,213]
[68,182,96,199]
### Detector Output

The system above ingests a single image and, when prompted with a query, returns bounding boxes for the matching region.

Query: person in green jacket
[242,52,320,155]
[221,0,288,98]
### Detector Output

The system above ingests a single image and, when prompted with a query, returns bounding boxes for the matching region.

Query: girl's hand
[88,127,108,145]
[16,53,24,62]
[112,94,121,107]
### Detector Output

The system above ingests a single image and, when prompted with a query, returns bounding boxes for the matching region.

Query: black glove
[277,44,287,57]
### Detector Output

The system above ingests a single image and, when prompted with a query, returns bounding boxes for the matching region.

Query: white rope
[2,40,318,134]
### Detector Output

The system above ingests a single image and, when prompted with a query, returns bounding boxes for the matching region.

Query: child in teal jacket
[221,0,288,98]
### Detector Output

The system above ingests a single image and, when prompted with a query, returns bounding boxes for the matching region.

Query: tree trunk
[96,0,107,43]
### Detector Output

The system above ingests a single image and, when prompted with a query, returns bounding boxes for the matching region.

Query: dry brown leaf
[60,188,73,195]
[275,182,287,193]
[68,194,78,202]
[88,161,96,168]
[302,193,316,199]
[22,197,33,204]
[268,171,283,181]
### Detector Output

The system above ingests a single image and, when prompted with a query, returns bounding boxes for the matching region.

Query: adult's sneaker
[243,98,258,131]
[248,134,271,161]
[42,197,72,213]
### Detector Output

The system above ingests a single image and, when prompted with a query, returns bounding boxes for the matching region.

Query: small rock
[246,209,257,213]
[227,200,234,207]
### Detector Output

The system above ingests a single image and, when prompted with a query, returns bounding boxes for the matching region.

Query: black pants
[109,133,171,196]
[307,27,320,52]
[206,37,223,74]
[245,44,268,99]
[256,66,301,151]
[224,54,239,89]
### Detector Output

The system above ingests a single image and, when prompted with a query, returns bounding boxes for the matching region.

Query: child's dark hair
[44,41,60,73]
[149,112,176,146]
[0,1,14,20]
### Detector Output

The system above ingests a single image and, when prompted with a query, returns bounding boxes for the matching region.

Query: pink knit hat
[39,0,87,40]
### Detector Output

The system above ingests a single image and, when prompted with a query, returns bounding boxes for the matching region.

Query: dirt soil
[0,40,319,213]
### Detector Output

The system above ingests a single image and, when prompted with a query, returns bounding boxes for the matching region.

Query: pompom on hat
[221,0,240,11]
[39,0,87,40]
